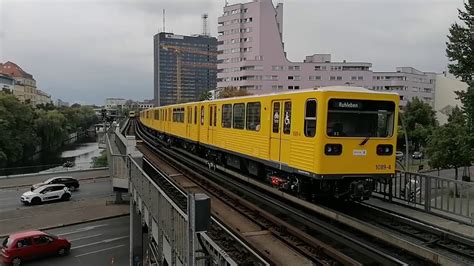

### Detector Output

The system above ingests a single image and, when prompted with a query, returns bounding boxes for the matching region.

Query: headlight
[325,144,342,155]
[376,144,393,155]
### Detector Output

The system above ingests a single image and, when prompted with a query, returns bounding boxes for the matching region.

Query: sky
[0,0,466,105]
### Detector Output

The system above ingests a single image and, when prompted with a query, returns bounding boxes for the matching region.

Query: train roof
[145,86,399,110]
[214,86,398,100]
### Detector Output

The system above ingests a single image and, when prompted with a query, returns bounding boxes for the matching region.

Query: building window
[246,102,261,131]
[330,76,336,81]
[336,76,342,80]
[358,76,363,80]
[295,86,300,90]
[233,103,245,129]
[351,76,357,80]
[288,76,294,80]
[272,66,284,71]
[304,99,317,137]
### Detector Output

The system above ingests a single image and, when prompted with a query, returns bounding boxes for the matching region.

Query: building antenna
[202,13,209,36]
[163,9,166,32]
[225,0,229,7]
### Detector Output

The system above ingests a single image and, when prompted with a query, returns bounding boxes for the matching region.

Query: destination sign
[331,100,363,109]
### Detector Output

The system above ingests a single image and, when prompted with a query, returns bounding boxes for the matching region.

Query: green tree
[426,107,472,194]
[446,0,474,131]
[401,97,437,151]
[34,110,68,148]
[0,93,38,166]
[199,90,212,101]
[218,86,252,99]
[446,0,473,82]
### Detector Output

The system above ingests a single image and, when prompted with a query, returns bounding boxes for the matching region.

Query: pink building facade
[217,0,436,107]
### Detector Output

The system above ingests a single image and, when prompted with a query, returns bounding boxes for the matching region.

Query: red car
[1,230,70,265]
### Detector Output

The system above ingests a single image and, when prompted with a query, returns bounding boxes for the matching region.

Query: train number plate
[353,149,367,156]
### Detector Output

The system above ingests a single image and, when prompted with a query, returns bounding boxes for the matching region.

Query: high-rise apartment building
[153,32,217,106]
[217,0,436,107]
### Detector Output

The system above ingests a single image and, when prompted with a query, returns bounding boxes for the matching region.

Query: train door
[186,106,192,138]
[208,104,217,144]
[270,100,292,166]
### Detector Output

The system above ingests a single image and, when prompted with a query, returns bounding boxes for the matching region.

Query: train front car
[316,88,399,200]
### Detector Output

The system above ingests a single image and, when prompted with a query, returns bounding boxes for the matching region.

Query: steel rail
[134,121,411,265]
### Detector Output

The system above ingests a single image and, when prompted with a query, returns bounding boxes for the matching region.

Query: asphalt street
[0,178,113,213]
[2,215,130,266]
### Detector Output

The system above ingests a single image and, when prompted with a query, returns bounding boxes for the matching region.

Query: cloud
[0,0,464,104]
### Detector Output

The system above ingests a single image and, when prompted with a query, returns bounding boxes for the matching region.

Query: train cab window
[327,99,395,137]
[194,106,197,124]
[222,104,232,128]
[283,101,292,134]
[200,106,204,125]
[304,99,317,137]
[246,102,261,131]
[233,103,245,129]
[272,102,280,133]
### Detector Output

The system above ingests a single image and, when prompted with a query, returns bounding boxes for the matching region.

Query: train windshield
[327,99,395,138]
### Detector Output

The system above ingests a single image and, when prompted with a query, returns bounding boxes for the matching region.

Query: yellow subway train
[140,86,399,200]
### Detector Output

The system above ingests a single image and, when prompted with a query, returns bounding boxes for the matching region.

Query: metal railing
[105,131,128,181]
[375,170,474,224]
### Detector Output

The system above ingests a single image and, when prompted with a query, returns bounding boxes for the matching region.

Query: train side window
[200,106,204,125]
[283,101,291,134]
[209,106,213,126]
[187,107,191,123]
[233,103,245,129]
[155,110,159,120]
[222,104,232,128]
[194,106,197,124]
[304,99,317,137]
[213,106,217,127]
[246,102,261,131]
[272,102,280,133]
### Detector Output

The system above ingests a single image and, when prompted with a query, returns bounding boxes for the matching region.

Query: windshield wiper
[360,136,370,146]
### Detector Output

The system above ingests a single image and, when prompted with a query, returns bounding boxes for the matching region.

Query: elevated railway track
[128,118,473,265]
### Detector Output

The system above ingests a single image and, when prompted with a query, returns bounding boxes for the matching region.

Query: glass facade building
[153,32,217,106]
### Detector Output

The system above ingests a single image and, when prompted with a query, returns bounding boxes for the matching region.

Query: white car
[21,184,71,205]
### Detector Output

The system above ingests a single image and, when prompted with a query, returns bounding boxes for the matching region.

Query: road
[1,216,130,266]
[0,178,113,214]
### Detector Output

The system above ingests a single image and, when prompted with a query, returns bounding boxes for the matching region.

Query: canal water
[0,136,103,176]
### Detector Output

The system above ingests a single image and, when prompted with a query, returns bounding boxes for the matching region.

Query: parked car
[31,176,79,192]
[21,184,71,205]
[412,151,423,159]
[395,151,404,161]
[1,230,71,266]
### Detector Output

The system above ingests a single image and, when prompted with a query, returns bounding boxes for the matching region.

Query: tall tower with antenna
[202,13,209,36]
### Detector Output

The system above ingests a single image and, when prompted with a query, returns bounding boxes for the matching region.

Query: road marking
[70,233,102,242]
[74,244,125,257]
[58,224,109,236]
[71,236,128,249]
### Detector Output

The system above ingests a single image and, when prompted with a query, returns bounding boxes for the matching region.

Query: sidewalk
[0,196,129,237]
[367,197,474,239]
[0,168,109,189]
